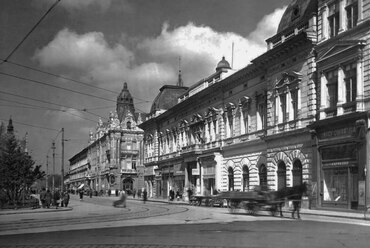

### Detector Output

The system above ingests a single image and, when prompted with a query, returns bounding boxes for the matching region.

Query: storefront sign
[322,161,356,168]
[121,169,136,174]
[192,168,199,175]
[203,166,215,175]
[359,181,365,206]
[320,126,355,139]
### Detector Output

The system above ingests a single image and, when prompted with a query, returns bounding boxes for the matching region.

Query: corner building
[140,0,370,210]
[68,83,145,194]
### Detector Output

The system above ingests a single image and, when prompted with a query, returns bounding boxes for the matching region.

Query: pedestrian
[143,189,147,204]
[45,189,52,208]
[133,188,136,198]
[89,189,93,198]
[113,190,127,207]
[53,190,60,208]
[169,189,175,201]
[176,190,181,201]
[79,188,84,200]
[63,191,70,207]
[40,188,46,208]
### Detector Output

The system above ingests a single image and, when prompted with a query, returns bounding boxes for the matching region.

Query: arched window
[277,161,287,190]
[228,167,234,191]
[242,166,249,191]
[292,160,303,186]
[259,164,267,187]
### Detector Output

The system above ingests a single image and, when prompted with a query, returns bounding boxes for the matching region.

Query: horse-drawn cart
[217,190,281,215]
[189,195,225,207]
[216,183,309,219]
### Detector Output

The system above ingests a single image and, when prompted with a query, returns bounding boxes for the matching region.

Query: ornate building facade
[140,0,370,210]
[68,83,144,194]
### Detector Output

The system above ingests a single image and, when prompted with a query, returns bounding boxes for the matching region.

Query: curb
[0,207,73,215]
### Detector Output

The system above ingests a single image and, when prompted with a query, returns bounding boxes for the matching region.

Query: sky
[0,0,292,175]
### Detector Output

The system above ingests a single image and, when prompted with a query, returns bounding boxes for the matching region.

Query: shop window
[277,162,287,190]
[323,168,348,202]
[228,167,234,191]
[344,65,357,103]
[242,166,250,191]
[259,164,267,187]
[346,0,358,29]
[292,160,303,186]
[328,3,340,38]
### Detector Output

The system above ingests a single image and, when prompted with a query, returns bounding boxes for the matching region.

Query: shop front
[199,156,216,195]
[313,114,368,210]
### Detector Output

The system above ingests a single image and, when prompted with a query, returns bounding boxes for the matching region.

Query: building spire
[177,56,183,87]
[7,117,14,134]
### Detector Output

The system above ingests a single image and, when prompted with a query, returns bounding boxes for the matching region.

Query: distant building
[67,83,144,195]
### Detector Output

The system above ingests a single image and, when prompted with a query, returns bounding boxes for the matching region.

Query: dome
[277,0,317,34]
[216,56,231,72]
[150,85,188,114]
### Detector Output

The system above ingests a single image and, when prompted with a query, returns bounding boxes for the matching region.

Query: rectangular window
[243,110,249,134]
[346,1,358,29]
[291,90,298,120]
[345,64,357,103]
[328,3,339,37]
[258,103,266,130]
[327,70,338,108]
[228,113,233,137]
[280,94,287,123]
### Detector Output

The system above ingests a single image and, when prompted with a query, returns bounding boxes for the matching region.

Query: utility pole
[52,141,56,191]
[46,155,49,190]
[61,128,64,190]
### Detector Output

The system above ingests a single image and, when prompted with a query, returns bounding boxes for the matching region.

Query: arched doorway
[228,167,234,191]
[277,161,286,190]
[259,164,267,188]
[122,177,133,193]
[292,160,303,186]
[242,165,249,191]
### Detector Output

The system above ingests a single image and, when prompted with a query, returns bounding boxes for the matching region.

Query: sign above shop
[192,168,199,175]
[319,126,355,140]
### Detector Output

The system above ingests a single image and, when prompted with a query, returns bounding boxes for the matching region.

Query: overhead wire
[1,59,151,104]
[0,0,61,65]
[0,90,106,120]
[0,118,60,132]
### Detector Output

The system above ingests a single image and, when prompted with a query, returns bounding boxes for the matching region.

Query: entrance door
[122,178,133,193]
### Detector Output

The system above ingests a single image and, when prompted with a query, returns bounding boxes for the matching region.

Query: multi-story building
[139,0,370,210]
[310,0,370,209]
[68,83,145,194]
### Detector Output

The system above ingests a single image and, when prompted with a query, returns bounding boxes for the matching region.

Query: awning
[78,184,84,189]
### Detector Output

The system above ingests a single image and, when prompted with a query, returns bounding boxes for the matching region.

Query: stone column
[321,5,329,41]
[337,66,345,115]
[339,0,346,33]
[356,58,364,111]
[320,72,327,119]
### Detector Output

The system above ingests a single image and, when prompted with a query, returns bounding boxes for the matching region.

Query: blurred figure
[143,189,147,204]
[53,190,60,208]
[113,190,126,208]
[40,188,46,208]
[63,191,70,207]
[133,188,136,198]
[79,188,84,200]
[45,189,52,208]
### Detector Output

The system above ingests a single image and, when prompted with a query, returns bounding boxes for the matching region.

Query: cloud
[248,7,287,44]
[34,7,285,113]
[33,0,114,11]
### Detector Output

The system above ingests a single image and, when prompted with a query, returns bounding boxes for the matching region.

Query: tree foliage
[0,134,45,206]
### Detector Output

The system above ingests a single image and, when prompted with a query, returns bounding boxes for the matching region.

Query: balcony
[181,143,204,155]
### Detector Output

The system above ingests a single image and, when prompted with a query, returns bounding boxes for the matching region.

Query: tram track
[0,202,189,233]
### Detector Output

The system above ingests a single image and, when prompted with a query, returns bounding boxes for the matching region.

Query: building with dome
[139,0,370,210]
[67,83,145,195]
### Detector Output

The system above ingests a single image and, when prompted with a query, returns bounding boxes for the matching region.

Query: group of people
[169,189,182,201]
[39,188,70,208]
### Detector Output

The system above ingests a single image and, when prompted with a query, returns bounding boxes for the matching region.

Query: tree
[0,135,45,207]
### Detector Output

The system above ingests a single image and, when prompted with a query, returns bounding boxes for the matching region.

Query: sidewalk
[140,196,369,221]
[1,196,368,221]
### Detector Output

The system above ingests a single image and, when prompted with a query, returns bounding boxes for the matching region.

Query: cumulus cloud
[248,7,286,44]
[34,7,285,112]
